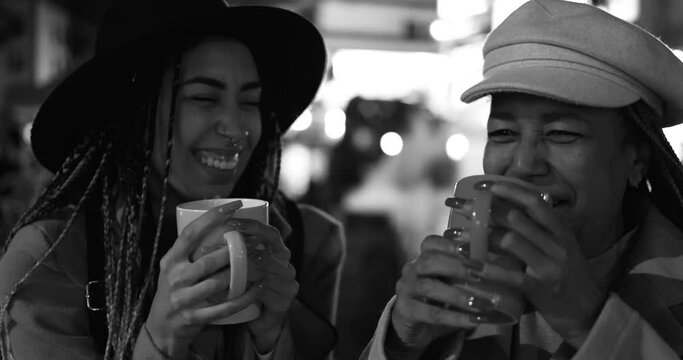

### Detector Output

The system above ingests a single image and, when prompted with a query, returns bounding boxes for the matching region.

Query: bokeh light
[446,133,469,161]
[380,132,403,156]
[324,108,346,140]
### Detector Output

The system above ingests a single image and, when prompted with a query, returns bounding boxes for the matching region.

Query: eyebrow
[179,76,262,92]
[488,111,586,123]
[488,111,513,121]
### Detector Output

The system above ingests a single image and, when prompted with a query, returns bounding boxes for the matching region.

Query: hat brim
[460,64,642,109]
[32,6,326,173]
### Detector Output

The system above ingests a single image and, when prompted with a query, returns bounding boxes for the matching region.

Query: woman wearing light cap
[362,0,683,359]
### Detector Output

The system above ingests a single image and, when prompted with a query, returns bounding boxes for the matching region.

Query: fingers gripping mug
[446,175,547,325]
[176,198,268,324]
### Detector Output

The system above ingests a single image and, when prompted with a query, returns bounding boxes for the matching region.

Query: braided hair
[0,36,287,360]
[622,100,683,231]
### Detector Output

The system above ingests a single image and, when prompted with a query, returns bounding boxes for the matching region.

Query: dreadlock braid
[117,55,181,359]
[0,130,112,359]
[98,57,168,359]
[626,101,683,230]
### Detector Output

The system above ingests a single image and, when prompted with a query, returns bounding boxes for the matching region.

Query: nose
[507,138,548,179]
[214,103,243,137]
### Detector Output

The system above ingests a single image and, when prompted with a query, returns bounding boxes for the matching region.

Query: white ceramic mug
[176,198,268,324]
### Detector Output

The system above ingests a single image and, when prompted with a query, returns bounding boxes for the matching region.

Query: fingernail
[461,258,484,271]
[445,197,470,209]
[474,180,495,191]
[467,296,496,312]
[443,227,466,239]
[218,200,243,214]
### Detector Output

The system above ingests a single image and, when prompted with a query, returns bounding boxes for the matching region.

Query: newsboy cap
[461,0,683,127]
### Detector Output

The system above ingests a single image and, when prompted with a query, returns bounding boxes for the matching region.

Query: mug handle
[224,231,247,299]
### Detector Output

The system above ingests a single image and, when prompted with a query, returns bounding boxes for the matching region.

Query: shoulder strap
[283,198,304,283]
[85,208,108,354]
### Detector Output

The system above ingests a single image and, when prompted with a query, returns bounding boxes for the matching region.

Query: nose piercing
[217,127,249,139]
[540,192,553,206]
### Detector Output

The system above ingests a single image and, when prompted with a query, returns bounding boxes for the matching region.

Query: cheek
[559,149,628,208]
[482,144,510,174]
[174,107,208,146]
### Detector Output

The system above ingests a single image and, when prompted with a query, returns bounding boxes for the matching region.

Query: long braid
[119,55,181,358]
[118,85,159,359]
[626,101,683,230]
[100,172,121,360]
[0,131,112,359]
[96,59,167,359]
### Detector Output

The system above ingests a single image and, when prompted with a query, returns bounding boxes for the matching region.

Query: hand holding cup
[145,200,261,357]
[388,175,539,354]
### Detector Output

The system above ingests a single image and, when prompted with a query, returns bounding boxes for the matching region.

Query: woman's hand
[388,235,502,355]
[238,216,298,354]
[479,181,609,347]
[145,201,260,358]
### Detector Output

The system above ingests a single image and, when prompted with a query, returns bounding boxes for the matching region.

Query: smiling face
[153,37,262,200]
[483,93,649,257]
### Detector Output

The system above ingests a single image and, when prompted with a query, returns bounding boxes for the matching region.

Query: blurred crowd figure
[306,96,458,360]
[317,96,458,261]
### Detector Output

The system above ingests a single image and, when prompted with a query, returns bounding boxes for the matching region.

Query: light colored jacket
[0,203,345,360]
[361,202,683,360]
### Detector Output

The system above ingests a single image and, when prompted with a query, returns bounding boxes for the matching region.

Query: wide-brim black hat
[31,0,327,173]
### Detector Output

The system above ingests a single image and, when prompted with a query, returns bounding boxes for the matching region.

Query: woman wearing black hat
[0,1,343,359]
[362,1,683,359]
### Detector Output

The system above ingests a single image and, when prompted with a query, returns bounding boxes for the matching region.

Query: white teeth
[199,151,239,171]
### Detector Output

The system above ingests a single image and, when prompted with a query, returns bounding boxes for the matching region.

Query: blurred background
[0,0,682,358]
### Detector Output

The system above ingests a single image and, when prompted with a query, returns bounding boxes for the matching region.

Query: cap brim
[32,6,326,173]
[460,65,642,108]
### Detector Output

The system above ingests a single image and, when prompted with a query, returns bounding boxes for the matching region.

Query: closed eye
[189,96,218,104]
[545,130,583,144]
[488,129,517,143]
